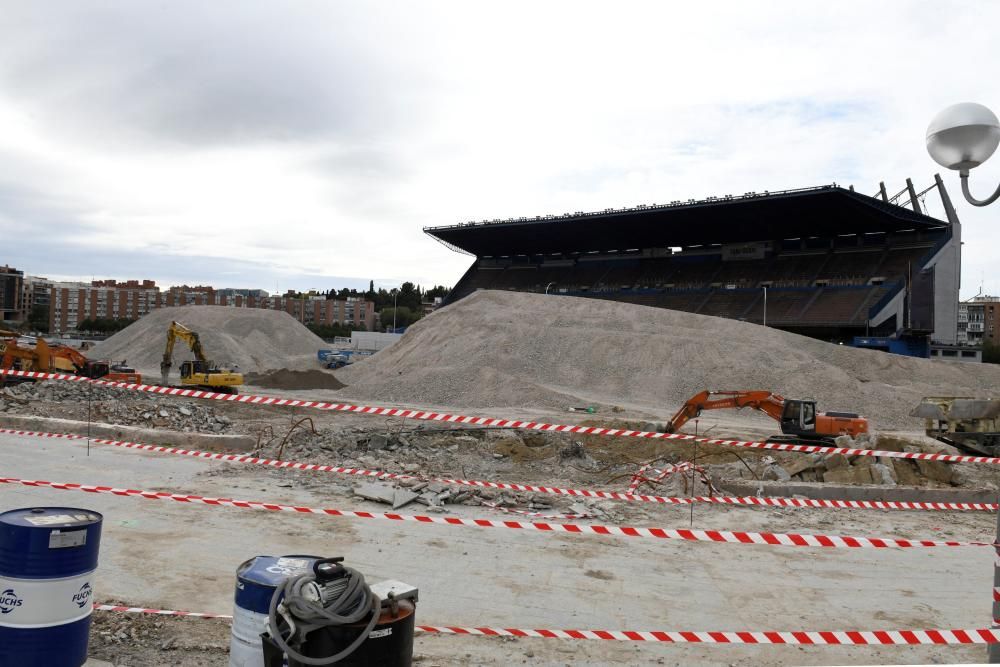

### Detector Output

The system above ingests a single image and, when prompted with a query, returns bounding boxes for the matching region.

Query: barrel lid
[238,555,319,587]
[0,508,103,529]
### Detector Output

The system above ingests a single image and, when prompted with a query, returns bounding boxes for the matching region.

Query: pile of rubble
[0,381,232,434]
[89,304,327,375]
[762,436,965,487]
[352,476,614,518]
[339,290,1000,426]
[1,379,147,404]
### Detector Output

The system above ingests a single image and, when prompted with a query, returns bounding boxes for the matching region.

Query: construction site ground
[2,381,998,665]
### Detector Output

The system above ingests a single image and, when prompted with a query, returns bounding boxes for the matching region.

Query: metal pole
[763,286,767,327]
[960,170,1000,207]
[86,380,92,457]
[392,289,398,331]
[989,504,1000,662]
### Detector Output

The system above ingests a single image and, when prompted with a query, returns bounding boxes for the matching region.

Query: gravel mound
[338,290,1000,427]
[245,369,345,390]
[89,306,326,376]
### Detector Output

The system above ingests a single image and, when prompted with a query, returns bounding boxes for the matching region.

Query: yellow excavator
[160,321,243,394]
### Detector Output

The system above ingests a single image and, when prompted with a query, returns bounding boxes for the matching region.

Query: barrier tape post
[991,498,1000,663]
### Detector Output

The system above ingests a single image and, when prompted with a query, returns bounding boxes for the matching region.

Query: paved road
[1,430,995,665]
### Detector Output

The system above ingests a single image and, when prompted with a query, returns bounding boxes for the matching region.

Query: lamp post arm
[960,169,1000,207]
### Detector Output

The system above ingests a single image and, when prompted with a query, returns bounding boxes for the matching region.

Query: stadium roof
[424,185,949,257]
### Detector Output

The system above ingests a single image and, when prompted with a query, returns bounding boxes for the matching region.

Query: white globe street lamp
[926,102,1000,206]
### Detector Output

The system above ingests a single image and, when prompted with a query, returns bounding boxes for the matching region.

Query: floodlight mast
[926,102,1000,207]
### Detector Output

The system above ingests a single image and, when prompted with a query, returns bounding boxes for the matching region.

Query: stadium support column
[932,173,962,345]
[905,178,922,213]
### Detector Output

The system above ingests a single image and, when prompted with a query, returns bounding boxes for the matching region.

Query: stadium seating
[698,289,759,319]
[448,238,932,334]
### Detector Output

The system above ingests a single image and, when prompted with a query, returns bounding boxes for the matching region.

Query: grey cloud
[0,3,429,146]
[6,236,372,293]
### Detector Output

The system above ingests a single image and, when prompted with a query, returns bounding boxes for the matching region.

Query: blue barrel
[0,507,103,667]
[230,555,320,667]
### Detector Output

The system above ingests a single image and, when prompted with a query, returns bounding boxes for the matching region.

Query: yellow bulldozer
[160,321,243,394]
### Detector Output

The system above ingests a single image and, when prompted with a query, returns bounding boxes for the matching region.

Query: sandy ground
[2,422,998,666]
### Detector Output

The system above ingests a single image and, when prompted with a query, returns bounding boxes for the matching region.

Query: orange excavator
[0,334,141,384]
[665,390,869,445]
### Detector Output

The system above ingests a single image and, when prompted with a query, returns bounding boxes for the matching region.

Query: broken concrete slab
[870,462,896,486]
[823,465,873,485]
[354,482,395,504]
[762,464,791,481]
[392,488,421,509]
[822,453,850,470]
[891,459,922,486]
[783,454,823,477]
[914,459,955,485]
[416,491,441,506]
[833,435,855,449]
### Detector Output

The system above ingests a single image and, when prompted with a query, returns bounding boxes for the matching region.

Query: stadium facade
[425,176,962,353]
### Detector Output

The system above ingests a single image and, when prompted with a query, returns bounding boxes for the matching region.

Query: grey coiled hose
[267,565,381,665]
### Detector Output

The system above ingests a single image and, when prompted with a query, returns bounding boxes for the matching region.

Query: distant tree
[308,322,353,339]
[396,282,421,310]
[425,285,451,300]
[77,318,134,334]
[380,306,422,330]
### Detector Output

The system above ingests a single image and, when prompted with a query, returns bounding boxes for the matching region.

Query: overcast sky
[1,2,998,296]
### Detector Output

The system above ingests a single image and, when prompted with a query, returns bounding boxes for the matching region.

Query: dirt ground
[3,379,999,665]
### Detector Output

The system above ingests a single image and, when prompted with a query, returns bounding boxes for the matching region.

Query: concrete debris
[761,463,791,481]
[772,437,965,488]
[783,454,823,477]
[392,488,421,510]
[0,381,231,433]
[891,459,923,486]
[345,472,596,515]
[558,442,586,461]
[870,462,897,486]
[913,458,956,485]
[368,434,390,450]
[354,482,395,505]
[822,452,849,470]
[823,465,874,485]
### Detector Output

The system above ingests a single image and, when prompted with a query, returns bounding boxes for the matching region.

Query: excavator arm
[161,321,207,385]
[666,390,787,433]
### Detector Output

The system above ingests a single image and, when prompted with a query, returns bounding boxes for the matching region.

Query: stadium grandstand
[425,176,963,355]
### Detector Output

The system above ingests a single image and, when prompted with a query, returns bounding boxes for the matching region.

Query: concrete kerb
[0,414,256,452]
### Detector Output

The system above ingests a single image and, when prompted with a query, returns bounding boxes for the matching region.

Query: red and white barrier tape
[417,625,1000,645]
[626,462,712,495]
[3,428,996,512]
[627,463,654,494]
[2,368,995,466]
[90,605,1000,645]
[0,475,984,548]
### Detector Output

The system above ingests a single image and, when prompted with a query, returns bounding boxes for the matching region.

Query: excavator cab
[181,360,217,377]
[779,399,817,437]
[81,361,110,379]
